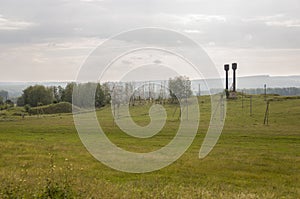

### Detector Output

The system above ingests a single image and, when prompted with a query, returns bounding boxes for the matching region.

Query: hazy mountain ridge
[192,75,300,93]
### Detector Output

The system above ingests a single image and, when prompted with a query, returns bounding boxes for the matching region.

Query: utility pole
[264,84,267,101]
[264,100,270,125]
[250,96,253,116]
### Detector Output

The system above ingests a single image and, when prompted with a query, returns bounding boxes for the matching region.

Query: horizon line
[1,74,300,83]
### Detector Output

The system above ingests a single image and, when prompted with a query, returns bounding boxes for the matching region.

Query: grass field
[0,95,299,198]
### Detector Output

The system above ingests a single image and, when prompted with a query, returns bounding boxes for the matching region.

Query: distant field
[0,95,299,198]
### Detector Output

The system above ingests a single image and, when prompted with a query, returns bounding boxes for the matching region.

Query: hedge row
[29,102,78,115]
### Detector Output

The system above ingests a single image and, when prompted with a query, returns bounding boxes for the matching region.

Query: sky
[0,0,300,82]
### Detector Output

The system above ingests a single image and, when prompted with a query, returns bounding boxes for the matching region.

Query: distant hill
[191,75,300,94]
[237,75,300,89]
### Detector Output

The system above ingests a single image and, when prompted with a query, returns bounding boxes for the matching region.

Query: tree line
[16,83,111,108]
[15,76,193,108]
[13,79,300,110]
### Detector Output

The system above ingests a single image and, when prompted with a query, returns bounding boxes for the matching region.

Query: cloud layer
[0,0,299,81]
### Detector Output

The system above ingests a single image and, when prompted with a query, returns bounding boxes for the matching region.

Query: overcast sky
[0,0,299,81]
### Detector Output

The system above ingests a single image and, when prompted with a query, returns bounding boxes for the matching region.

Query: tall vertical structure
[264,84,267,101]
[232,63,237,92]
[224,64,230,90]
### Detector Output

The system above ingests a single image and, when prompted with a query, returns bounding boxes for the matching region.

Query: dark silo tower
[232,63,237,92]
[224,64,230,90]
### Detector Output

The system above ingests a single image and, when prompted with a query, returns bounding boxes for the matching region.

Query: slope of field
[0,95,299,198]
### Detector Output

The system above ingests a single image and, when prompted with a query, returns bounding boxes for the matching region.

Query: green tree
[17,96,25,106]
[72,83,96,108]
[62,83,75,103]
[52,86,59,103]
[19,85,53,107]
[95,83,105,108]
[168,76,193,103]
[72,82,111,108]
[51,86,65,103]
[102,82,111,105]
[58,86,64,102]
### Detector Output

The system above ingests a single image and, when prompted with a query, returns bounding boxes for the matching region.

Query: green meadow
[0,95,299,198]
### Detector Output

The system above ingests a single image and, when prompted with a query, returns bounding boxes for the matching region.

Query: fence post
[250,96,253,116]
[264,100,270,125]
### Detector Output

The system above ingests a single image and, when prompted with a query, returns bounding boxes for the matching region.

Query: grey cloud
[0,15,35,30]
[0,0,299,49]
[0,0,300,81]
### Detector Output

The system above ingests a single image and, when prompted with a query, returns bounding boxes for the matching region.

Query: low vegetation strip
[28,102,79,115]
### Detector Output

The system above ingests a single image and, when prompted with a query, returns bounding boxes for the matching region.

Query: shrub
[39,178,76,199]
[0,111,7,117]
[24,104,31,112]
[28,102,79,115]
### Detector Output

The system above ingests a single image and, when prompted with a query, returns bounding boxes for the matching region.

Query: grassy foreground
[0,95,299,198]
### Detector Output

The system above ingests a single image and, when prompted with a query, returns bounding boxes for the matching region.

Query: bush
[24,104,31,112]
[39,178,76,199]
[28,102,78,115]
[0,111,7,117]
[12,112,26,116]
